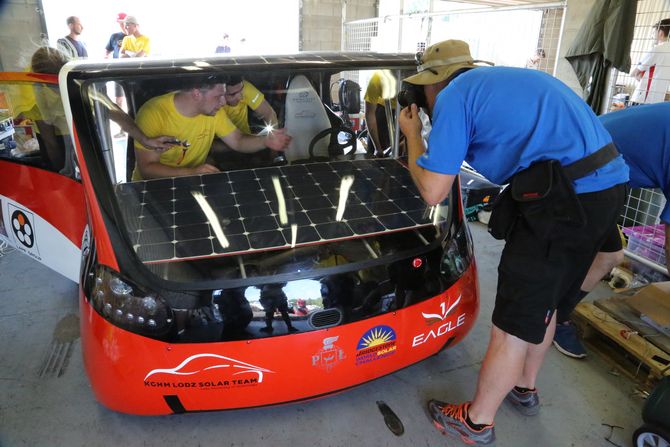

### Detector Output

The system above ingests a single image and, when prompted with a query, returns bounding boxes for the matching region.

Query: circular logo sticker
[11,210,34,248]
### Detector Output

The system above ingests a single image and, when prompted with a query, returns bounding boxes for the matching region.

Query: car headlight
[440,222,473,281]
[89,266,174,338]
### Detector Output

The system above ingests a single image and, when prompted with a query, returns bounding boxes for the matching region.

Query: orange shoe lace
[440,402,470,422]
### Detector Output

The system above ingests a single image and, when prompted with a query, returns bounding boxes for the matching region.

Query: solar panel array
[115,159,443,263]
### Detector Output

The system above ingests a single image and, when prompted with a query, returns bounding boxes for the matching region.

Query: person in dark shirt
[105,12,127,60]
[105,12,128,128]
[553,102,670,358]
[56,16,87,59]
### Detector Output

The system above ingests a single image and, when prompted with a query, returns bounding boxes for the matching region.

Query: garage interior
[1,0,670,446]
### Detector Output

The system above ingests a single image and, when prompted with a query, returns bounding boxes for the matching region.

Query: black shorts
[492,183,627,344]
[367,106,393,154]
[599,223,623,252]
[114,82,124,98]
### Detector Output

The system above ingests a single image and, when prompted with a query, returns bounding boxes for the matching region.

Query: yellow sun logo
[358,326,396,349]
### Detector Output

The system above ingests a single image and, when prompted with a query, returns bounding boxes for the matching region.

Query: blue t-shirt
[600,103,670,222]
[69,36,88,58]
[106,32,126,59]
[418,67,629,194]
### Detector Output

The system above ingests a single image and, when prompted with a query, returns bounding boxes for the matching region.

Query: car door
[0,72,86,282]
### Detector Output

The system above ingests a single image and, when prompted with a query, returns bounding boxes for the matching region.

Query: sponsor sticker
[8,204,40,260]
[355,325,397,366]
[412,295,466,347]
[312,336,345,372]
[143,353,273,390]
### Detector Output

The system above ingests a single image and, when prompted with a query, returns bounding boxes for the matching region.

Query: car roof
[64,52,417,80]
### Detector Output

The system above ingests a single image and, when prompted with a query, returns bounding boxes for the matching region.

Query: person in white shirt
[631,18,670,104]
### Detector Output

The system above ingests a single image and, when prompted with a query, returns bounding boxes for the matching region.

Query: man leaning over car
[398,39,629,445]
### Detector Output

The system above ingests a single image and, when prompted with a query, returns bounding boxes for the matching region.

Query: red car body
[0,54,478,415]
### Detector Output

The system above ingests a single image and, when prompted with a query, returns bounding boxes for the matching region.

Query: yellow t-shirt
[132,92,236,180]
[222,81,265,134]
[364,70,397,108]
[12,66,42,123]
[121,35,151,56]
[33,85,68,136]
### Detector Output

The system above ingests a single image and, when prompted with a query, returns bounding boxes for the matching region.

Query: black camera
[397,83,427,110]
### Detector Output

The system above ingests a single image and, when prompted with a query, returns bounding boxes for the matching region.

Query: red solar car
[0,53,478,415]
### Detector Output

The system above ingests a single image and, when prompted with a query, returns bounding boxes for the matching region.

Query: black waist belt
[563,142,619,181]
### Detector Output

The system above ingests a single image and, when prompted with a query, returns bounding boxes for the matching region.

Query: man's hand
[193,164,220,175]
[265,128,292,152]
[141,135,180,152]
[399,104,423,139]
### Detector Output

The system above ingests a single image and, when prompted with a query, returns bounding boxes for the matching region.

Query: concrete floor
[0,223,646,447]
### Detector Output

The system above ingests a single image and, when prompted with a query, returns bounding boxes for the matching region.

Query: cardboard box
[627,282,670,335]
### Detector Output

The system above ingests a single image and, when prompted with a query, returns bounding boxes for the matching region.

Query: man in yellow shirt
[222,76,277,134]
[120,16,150,58]
[132,76,291,180]
[364,70,397,156]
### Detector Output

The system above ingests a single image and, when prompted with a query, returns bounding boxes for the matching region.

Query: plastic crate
[622,224,667,265]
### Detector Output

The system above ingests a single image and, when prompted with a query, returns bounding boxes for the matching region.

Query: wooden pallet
[572,302,670,390]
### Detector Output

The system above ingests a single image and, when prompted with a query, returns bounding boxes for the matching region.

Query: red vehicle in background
[0,53,478,415]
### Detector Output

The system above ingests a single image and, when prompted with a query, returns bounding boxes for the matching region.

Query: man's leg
[468,324,531,425]
[578,250,624,293]
[554,249,623,358]
[516,312,556,390]
[113,82,126,138]
[497,313,556,416]
[425,323,531,445]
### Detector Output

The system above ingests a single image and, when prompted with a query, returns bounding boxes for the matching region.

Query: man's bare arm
[221,128,291,153]
[135,147,218,179]
[253,100,278,127]
[399,104,455,205]
[107,107,175,151]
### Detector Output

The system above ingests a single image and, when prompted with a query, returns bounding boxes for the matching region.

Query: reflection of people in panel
[294,299,309,316]
[631,18,670,105]
[364,70,397,156]
[30,47,75,175]
[30,46,175,176]
[259,283,298,333]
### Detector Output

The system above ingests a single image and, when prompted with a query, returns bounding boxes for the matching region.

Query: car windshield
[78,58,453,285]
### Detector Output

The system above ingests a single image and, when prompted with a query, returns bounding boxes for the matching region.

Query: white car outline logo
[144,353,274,383]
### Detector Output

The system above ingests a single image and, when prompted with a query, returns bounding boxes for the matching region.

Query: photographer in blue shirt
[398,39,629,445]
[554,102,670,359]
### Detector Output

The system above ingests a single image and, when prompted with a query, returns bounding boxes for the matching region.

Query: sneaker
[505,387,540,416]
[553,322,587,359]
[427,400,495,446]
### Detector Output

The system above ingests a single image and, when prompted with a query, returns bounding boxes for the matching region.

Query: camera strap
[563,142,619,181]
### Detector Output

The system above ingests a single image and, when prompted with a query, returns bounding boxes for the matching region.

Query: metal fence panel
[602,0,670,274]
[343,3,565,75]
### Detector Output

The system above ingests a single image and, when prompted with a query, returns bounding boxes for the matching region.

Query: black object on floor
[377,400,404,436]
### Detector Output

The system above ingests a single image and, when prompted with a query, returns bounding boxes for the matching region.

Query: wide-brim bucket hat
[405,39,493,85]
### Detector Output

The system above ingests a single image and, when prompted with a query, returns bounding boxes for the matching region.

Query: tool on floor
[376,400,404,436]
